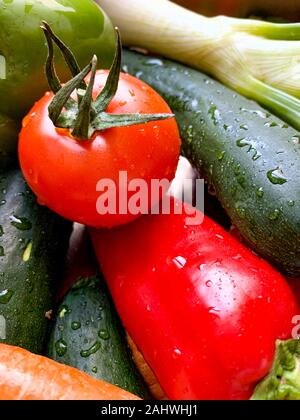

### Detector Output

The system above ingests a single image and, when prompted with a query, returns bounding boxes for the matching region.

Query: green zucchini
[47,276,150,399]
[0,169,71,353]
[122,50,300,276]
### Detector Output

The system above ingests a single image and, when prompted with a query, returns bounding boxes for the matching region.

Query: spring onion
[97,0,300,129]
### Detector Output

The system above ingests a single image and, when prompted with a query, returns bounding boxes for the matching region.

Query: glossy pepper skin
[91,198,299,400]
[0,0,115,166]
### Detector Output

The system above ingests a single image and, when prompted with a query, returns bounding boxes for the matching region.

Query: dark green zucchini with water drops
[0,169,71,353]
[47,276,150,399]
[122,50,300,275]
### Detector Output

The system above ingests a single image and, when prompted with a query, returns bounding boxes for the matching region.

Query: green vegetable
[0,0,115,166]
[252,340,300,400]
[98,0,300,130]
[0,169,71,353]
[0,114,20,170]
[47,276,150,399]
[122,49,300,276]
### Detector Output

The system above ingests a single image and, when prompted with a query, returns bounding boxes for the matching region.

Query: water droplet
[55,339,68,357]
[119,100,127,107]
[267,168,287,185]
[242,109,270,118]
[205,280,213,288]
[59,305,70,319]
[208,307,220,317]
[173,348,182,358]
[208,104,221,126]
[80,341,101,358]
[145,58,163,67]
[264,121,278,127]
[23,241,32,262]
[71,322,81,331]
[240,124,248,130]
[98,329,110,340]
[0,200,6,206]
[151,124,159,136]
[217,151,225,161]
[92,366,98,374]
[236,138,247,147]
[10,215,32,231]
[173,256,187,269]
[256,187,264,198]
[288,200,295,207]
[269,209,280,221]
[0,289,13,304]
[128,89,135,97]
[292,135,300,144]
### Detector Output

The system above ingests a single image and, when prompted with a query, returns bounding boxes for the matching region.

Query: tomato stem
[48,61,93,125]
[41,23,61,94]
[42,22,174,141]
[72,56,98,139]
[94,29,122,113]
[41,21,86,92]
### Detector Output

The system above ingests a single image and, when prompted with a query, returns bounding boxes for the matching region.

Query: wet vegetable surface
[123,50,300,275]
[0,169,71,353]
[47,276,150,398]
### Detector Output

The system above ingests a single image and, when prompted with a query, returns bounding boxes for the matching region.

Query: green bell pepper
[0,0,115,167]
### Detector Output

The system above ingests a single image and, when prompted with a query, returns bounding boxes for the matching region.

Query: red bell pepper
[91,198,299,400]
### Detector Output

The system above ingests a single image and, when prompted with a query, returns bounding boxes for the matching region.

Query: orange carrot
[0,344,140,400]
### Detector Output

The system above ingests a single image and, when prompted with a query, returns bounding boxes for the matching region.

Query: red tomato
[18,71,180,227]
[91,198,299,400]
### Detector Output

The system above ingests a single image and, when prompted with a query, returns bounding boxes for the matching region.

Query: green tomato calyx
[41,21,174,141]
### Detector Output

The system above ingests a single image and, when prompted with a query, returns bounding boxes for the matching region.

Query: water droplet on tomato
[173,348,182,358]
[173,256,186,269]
